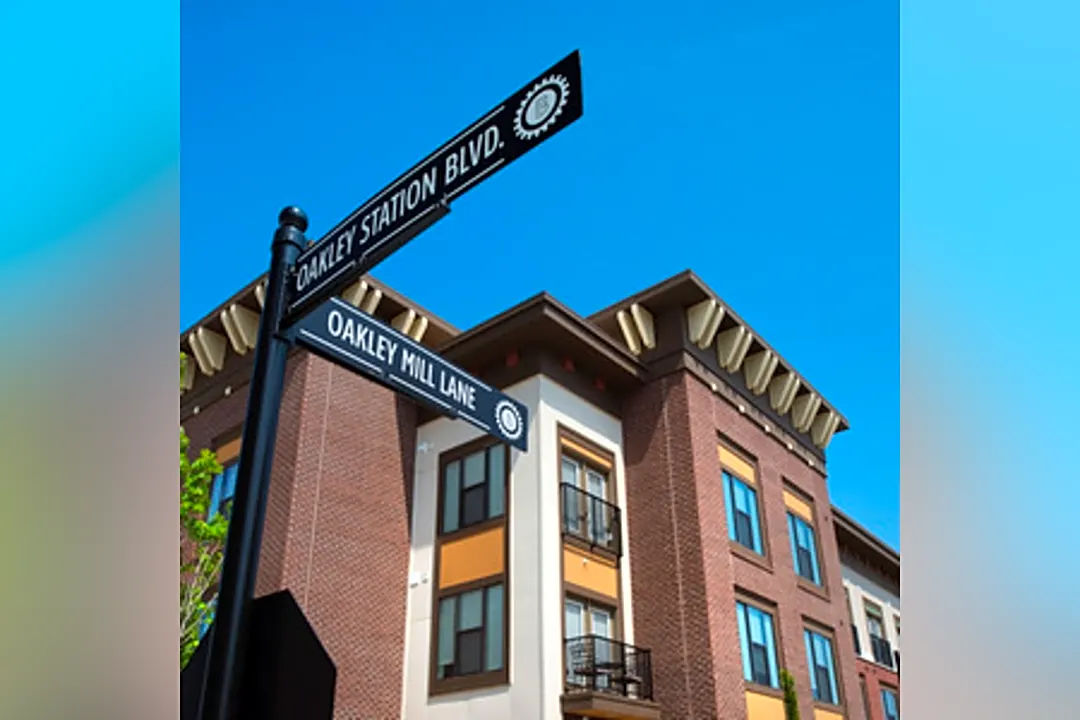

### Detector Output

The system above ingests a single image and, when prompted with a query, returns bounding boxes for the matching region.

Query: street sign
[293,297,530,451]
[285,50,584,321]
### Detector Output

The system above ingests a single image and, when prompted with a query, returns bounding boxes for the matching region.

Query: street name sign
[293,297,529,451]
[285,50,584,321]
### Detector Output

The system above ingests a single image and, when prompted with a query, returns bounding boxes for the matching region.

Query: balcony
[870,635,894,669]
[561,483,622,557]
[563,635,660,720]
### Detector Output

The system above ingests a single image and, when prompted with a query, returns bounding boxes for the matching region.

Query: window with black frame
[440,443,506,535]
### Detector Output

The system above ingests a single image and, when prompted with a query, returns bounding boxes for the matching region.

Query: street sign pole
[197,207,309,720]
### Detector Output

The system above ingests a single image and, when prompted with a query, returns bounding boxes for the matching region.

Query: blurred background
[0,0,1076,718]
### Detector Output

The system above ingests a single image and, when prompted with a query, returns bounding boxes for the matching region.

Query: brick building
[182,269,883,720]
[834,508,900,720]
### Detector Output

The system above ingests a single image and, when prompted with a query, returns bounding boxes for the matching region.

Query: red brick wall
[855,658,899,720]
[181,351,416,719]
[624,369,862,720]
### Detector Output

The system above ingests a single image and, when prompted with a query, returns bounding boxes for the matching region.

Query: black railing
[561,483,621,556]
[870,635,894,668]
[565,635,653,701]
[852,624,861,655]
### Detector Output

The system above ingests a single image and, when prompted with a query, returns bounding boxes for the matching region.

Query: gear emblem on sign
[493,399,524,442]
[513,74,570,141]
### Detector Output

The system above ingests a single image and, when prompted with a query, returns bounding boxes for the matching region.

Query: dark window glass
[735,511,754,547]
[750,645,770,685]
[462,484,487,526]
[456,630,483,675]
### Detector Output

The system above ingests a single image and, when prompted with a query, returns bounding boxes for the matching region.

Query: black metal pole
[197,207,308,720]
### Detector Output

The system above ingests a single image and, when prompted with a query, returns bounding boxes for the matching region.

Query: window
[881,687,899,720]
[208,462,238,522]
[859,675,872,720]
[845,588,861,654]
[723,471,763,554]
[804,628,840,705]
[787,513,822,584]
[440,443,506,535]
[865,602,894,668]
[736,601,779,688]
[564,597,616,688]
[560,451,620,555]
[435,583,505,680]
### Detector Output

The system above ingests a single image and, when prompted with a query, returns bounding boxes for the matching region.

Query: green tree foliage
[180,352,228,668]
[780,668,800,720]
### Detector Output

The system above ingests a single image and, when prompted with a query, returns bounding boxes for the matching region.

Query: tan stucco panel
[439,527,504,589]
[745,691,785,720]
[719,445,756,484]
[564,545,619,600]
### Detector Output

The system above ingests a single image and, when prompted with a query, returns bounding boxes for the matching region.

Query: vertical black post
[198,207,308,720]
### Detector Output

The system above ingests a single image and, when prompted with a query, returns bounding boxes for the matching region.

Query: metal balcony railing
[565,635,653,701]
[870,635,894,669]
[560,483,621,556]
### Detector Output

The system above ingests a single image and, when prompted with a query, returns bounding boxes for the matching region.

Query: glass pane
[807,531,821,583]
[488,445,505,517]
[746,486,762,552]
[562,483,580,534]
[586,470,606,499]
[565,600,584,639]
[208,474,222,519]
[437,597,456,678]
[723,473,737,543]
[733,480,750,513]
[815,665,833,703]
[747,607,764,645]
[462,485,486,527]
[763,612,778,687]
[485,585,504,671]
[442,462,460,534]
[804,631,818,698]
[591,608,612,638]
[223,464,238,499]
[457,629,483,675]
[750,644,770,685]
[562,457,580,487]
[463,451,486,488]
[736,603,752,682]
[460,589,483,630]
[788,515,800,572]
[821,635,838,703]
[735,512,754,548]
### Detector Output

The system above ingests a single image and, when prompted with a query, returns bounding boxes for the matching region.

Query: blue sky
[182,0,899,547]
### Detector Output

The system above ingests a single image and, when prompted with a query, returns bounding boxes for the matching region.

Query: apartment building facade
[181,270,860,720]
[834,509,900,720]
